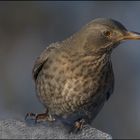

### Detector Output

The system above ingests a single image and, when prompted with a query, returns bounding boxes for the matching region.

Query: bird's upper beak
[120,31,140,41]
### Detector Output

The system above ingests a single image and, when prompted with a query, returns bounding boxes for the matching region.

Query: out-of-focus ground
[0,1,140,139]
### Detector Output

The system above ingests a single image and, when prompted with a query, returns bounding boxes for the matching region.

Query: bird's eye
[103,30,111,37]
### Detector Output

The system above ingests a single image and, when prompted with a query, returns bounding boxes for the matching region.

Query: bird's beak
[121,31,140,41]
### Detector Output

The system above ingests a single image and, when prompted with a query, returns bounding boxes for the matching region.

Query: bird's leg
[69,118,86,134]
[25,109,55,123]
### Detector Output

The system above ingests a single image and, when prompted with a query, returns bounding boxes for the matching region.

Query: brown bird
[25,18,140,132]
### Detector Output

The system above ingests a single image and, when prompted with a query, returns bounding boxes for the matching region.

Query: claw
[25,110,55,123]
[69,119,86,134]
[25,112,36,120]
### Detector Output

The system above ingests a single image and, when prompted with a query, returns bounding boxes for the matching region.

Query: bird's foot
[69,118,86,134]
[25,110,55,123]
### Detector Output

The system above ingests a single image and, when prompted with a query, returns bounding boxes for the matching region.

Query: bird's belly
[59,92,106,125]
[35,56,114,122]
[36,76,94,115]
[36,71,111,118]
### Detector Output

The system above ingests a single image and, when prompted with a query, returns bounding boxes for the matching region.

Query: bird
[25,18,140,133]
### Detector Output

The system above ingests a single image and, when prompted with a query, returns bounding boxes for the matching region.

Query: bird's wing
[32,42,60,81]
[106,64,114,100]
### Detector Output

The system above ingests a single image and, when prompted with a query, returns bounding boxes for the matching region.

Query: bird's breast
[35,53,114,116]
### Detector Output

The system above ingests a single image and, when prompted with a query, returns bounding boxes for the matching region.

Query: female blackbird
[26,18,140,133]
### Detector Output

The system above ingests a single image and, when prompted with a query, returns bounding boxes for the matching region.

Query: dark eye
[103,30,111,37]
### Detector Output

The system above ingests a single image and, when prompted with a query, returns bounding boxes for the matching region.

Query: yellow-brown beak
[121,31,140,41]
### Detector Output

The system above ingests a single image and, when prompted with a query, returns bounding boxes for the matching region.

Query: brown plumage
[26,18,140,132]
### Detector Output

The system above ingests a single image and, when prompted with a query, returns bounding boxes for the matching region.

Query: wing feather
[32,42,60,81]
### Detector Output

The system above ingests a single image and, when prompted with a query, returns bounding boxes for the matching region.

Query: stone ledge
[0,119,112,139]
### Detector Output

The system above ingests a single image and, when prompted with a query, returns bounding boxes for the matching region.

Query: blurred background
[0,1,140,138]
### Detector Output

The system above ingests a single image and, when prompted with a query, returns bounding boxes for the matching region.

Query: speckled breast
[35,52,114,120]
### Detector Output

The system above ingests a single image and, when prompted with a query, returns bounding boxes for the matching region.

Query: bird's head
[80,18,140,54]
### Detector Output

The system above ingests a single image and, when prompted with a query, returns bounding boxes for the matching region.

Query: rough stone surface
[0,119,112,139]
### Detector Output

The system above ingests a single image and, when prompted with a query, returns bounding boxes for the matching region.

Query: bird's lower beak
[121,31,140,41]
